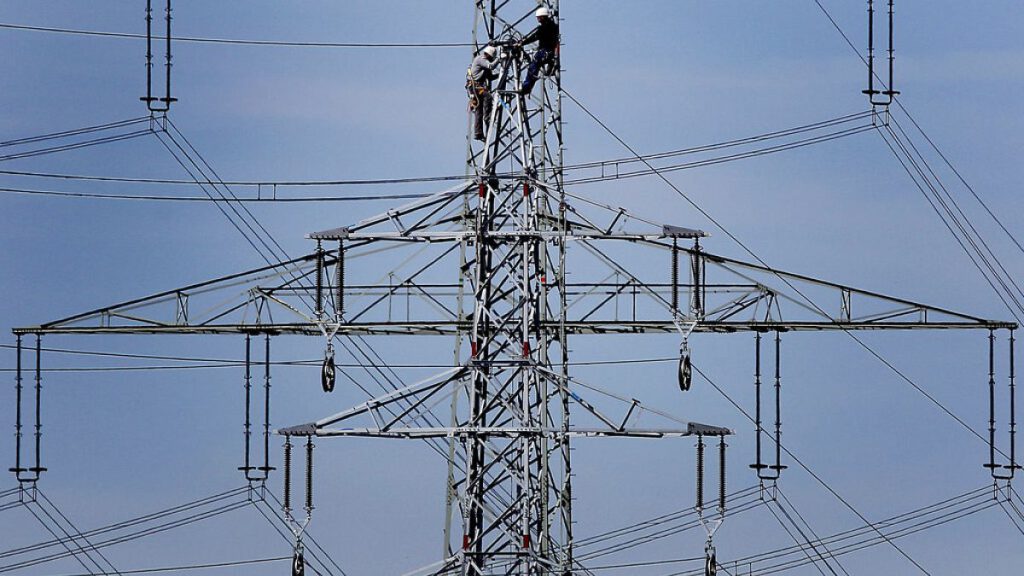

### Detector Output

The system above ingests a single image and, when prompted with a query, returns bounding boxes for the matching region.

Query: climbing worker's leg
[474,90,492,141]
[521,48,552,95]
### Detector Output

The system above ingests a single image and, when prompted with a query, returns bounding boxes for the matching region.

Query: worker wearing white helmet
[519,6,559,95]
[468,45,500,141]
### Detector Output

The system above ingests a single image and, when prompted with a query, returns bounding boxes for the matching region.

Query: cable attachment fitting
[704,543,717,576]
[678,340,693,392]
[674,320,697,393]
[292,539,305,576]
[321,343,336,393]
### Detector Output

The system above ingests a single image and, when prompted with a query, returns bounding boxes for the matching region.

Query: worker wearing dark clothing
[469,46,499,141]
[520,8,559,95]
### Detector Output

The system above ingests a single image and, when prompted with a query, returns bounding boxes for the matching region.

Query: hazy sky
[2,1,1023,574]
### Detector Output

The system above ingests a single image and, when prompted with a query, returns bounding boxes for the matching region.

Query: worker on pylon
[519,7,559,95]
[468,45,499,142]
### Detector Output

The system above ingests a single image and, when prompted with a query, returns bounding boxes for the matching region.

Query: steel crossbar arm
[15,318,1014,337]
[277,424,732,439]
[309,181,473,239]
[309,230,703,243]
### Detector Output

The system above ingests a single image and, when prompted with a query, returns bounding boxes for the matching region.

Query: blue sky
[1,1,1023,574]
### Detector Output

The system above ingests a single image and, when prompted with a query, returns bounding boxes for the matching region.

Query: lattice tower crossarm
[462,3,570,572]
[10,2,1020,575]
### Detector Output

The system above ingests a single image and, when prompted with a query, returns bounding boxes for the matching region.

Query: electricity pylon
[10,2,1018,575]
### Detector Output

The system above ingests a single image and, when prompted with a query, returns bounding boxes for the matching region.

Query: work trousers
[522,48,554,94]
[473,89,492,140]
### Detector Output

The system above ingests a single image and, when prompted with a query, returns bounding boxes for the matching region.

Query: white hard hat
[536,7,550,18]
[483,45,497,57]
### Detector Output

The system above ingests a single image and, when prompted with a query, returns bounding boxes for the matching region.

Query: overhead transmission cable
[33,489,123,575]
[893,101,1024,260]
[557,87,979,575]
[0,110,873,203]
[807,2,1024,321]
[0,186,433,203]
[572,487,764,561]
[562,84,1010,464]
[875,125,1024,324]
[762,500,834,576]
[775,486,850,575]
[0,498,252,572]
[151,116,516,513]
[21,503,106,576]
[0,486,250,560]
[0,22,471,48]
[882,116,1024,320]
[691,361,934,575]
[0,485,344,576]
[0,116,152,148]
[0,129,154,163]
[659,483,998,576]
[46,555,291,576]
[0,342,681,372]
[889,113,1024,308]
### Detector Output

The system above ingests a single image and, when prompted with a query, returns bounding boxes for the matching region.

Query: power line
[0,342,680,372]
[564,124,875,185]
[30,491,123,575]
[0,167,468,186]
[692,362,932,575]
[0,116,151,148]
[48,556,291,576]
[893,102,1024,261]
[775,487,850,576]
[763,500,833,576]
[0,126,870,202]
[0,129,154,163]
[0,186,435,203]
[0,22,471,48]
[562,84,1010,464]
[0,487,250,560]
[0,110,872,195]
[889,114,1024,311]
[807,2,1024,320]
[876,125,1024,324]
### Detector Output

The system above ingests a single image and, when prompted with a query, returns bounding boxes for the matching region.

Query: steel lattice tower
[459,2,570,572]
[10,3,1019,576]
[292,3,731,574]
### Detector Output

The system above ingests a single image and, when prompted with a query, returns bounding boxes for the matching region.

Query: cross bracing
[6,2,1023,575]
[15,203,1012,338]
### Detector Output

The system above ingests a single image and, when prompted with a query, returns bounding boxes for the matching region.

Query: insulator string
[696,436,705,514]
[283,437,293,514]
